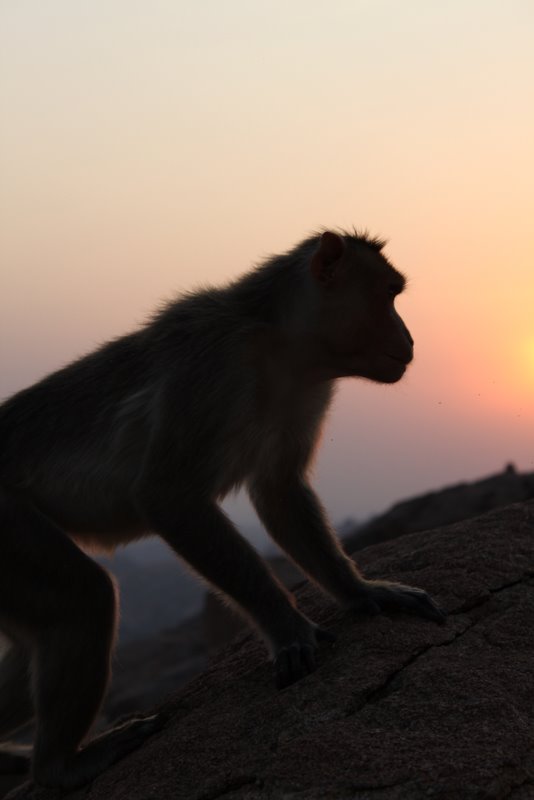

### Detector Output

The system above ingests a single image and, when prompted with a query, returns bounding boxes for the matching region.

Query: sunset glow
[517,338,534,390]
[1,0,533,524]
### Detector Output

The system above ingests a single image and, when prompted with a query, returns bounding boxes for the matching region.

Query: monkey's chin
[375,369,406,384]
[356,358,408,384]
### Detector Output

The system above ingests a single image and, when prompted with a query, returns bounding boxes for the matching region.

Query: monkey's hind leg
[31,626,163,791]
[0,493,161,791]
[0,645,33,777]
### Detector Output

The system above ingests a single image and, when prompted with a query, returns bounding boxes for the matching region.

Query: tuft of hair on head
[312,227,387,254]
[346,227,388,252]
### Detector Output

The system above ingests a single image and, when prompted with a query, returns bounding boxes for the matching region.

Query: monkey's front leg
[249,478,445,624]
[145,500,333,688]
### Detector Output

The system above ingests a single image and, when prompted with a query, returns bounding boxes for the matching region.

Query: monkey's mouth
[385,353,410,366]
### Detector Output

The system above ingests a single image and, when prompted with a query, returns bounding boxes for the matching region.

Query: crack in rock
[448,572,533,614]
[343,620,474,716]
[345,574,533,716]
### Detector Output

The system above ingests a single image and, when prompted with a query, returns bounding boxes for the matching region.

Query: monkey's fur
[0,230,444,791]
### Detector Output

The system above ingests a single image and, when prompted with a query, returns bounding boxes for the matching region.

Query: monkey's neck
[255,327,340,386]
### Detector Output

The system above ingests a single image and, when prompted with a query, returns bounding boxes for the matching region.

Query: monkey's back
[0,279,332,539]
[0,288,259,533]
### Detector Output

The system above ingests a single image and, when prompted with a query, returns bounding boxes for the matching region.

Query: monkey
[0,229,445,792]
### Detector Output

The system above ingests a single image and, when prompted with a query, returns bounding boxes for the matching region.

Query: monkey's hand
[272,621,336,690]
[353,579,446,624]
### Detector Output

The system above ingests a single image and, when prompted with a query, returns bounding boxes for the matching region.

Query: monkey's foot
[274,625,336,690]
[0,749,31,775]
[354,580,446,623]
[4,782,45,800]
[5,780,64,800]
[29,713,165,793]
[1,750,32,800]
[90,711,165,750]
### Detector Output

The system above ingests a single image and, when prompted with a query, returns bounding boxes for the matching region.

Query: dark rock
[96,550,203,642]
[7,500,534,800]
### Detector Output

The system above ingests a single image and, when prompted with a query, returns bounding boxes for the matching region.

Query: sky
[1,0,534,541]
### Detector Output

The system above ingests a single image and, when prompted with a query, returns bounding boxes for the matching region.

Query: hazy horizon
[2,1,533,535]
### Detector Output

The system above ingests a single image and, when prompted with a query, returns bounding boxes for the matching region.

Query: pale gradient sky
[1,1,533,536]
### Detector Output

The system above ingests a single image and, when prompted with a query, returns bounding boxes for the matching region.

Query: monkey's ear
[310,232,345,286]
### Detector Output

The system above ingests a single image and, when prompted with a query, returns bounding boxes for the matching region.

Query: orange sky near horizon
[1,0,533,528]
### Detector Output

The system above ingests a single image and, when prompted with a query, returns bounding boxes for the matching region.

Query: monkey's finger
[288,643,304,676]
[352,596,382,615]
[387,588,446,624]
[410,593,447,624]
[302,644,316,673]
[275,644,317,689]
[274,648,293,689]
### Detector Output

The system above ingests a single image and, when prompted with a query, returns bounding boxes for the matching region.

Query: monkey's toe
[411,591,447,623]
[393,587,446,623]
[0,751,31,776]
[315,626,337,643]
[93,713,165,750]
[352,596,381,616]
[366,583,446,624]
[274,643,316,689]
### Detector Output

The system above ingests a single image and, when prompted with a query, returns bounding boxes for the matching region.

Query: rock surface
[5,501,534,800]
[100,464,534,724]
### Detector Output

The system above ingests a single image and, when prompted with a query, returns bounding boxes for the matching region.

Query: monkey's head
[309,231,414,384]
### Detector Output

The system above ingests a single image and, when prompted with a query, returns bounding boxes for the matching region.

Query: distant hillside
[345,463,534,552]
[98,550,204,642]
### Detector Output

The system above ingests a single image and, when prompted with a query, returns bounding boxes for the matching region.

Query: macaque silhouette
[0,229,444,791]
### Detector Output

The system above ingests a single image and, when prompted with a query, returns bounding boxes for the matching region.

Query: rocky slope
[102,464,534,723]
[6,500,534,800]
